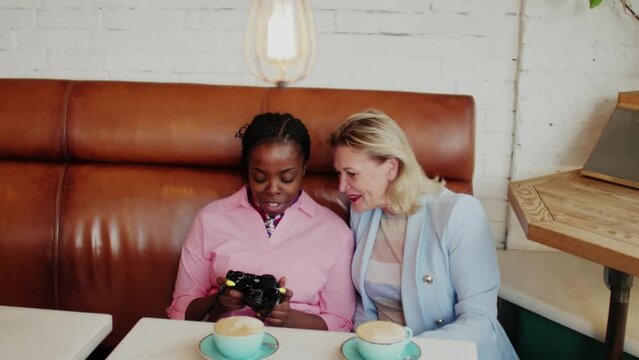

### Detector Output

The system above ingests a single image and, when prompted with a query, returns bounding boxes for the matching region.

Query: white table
[0,305,112,360]
[107,317,478,360]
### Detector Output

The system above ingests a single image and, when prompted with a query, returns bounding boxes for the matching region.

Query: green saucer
[340,336,422,360]
[199,332,278,360]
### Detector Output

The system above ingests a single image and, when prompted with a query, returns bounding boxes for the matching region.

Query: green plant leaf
[589,0,603,8]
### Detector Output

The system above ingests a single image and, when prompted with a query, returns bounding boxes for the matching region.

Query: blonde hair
[331,109,444,215]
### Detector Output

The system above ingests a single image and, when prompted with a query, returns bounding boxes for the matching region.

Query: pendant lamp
[244,0,317,88]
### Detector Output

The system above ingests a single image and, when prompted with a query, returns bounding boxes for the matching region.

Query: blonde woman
[331,110,518,360]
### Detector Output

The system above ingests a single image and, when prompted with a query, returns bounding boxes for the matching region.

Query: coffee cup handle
[405,327,413,340]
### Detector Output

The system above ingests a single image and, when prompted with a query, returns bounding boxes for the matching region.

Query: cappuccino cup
[213,316,265,359]
[355,320,413,360]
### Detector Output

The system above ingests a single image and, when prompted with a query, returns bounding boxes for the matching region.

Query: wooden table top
[509,169,639,277]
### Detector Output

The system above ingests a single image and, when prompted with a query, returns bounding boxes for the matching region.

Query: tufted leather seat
[0,79,474,350]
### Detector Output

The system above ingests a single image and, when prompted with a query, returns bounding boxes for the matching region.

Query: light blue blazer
[351,189,518,360]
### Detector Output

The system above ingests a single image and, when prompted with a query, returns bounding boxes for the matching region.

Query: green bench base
[499,299,638,360]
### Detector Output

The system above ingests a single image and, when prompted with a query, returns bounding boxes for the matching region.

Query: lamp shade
[244,0,317,87]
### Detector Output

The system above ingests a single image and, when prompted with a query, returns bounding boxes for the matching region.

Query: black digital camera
[222,270,285,316]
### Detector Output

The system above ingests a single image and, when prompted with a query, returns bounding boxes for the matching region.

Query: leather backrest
[0,79,474,348]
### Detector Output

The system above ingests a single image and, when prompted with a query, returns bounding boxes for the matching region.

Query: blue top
[351,189,519,360]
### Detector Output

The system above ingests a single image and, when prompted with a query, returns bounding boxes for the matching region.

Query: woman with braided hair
[167,113,356,331]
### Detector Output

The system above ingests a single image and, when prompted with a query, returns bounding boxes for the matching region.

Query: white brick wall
[1,0,635,249]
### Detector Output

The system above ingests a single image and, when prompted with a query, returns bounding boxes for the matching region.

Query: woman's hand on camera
[263,276,293,327]
[209,277,245,319]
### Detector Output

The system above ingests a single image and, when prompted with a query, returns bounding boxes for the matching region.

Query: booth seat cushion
[0,79,475,349]
[498,249,639,357]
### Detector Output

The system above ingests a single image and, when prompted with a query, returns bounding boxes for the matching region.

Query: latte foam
[214,316,264,337]
[356,320,407,344]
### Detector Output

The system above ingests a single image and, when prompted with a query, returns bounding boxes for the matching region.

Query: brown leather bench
[0,79,474,352]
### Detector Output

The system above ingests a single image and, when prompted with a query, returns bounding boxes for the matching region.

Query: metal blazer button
[435,319,444,325]
[423,275,433,284]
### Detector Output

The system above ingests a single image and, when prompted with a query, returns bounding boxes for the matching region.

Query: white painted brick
[104,0,168,8]
[519,44,574,72]
[406,73,456,94]
[41,69,107,79]
[107,70,180,82]
[477,131,513,156]
[314,1,383,11]
[335,10,379,33]
[482,155,511,178]
[523,0,588,20]
[377,0,427,13]
[483,108,514,133]
[107,50,172,72]
[162,0,247,10]
[158,29,221,52]
[403,35,515,59]
[367,55,441,77]
[479,85,516,111]
[314,9,336,33]
[48,50,106,69]
[443,57,517,82]
[311,0,429,12]
[419,12,467,34]
[0,0,40,8]
[467,12,518,39]
[311,55,376,88]
[379,13,425,34]
[313,53,371,78]
[481,198,509,222]
[185,9,246,31]
[587,45,639,75]
[215,0,249,9]
[0,49,46,70]
[14,28,91,50]
[431,0,519,15]
[42,0,88,9]
[0,9,35,27]
[488,220,507,246]
[351,34,407,55]
[37,9,100,28]
[317,0,427,13]
[7,69,44,77]
[172,50,240,73]
[473,154,483,180]
[0,32,10,49]
[457,80,515,110]
[218,30,243,52]
[104,8,185,30]
[179,72,256,86]
[318,33,354,54]
[89,29,158,50]
[371,77,408,91]
[474,177,509,200]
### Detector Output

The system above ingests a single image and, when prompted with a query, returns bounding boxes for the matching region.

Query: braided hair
[239,112,311,181]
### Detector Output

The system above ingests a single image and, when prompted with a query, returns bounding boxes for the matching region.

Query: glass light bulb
[244,0,317,87]
[267,1,298,60]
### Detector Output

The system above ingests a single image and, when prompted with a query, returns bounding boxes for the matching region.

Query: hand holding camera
[212,270,288,321]
[262,276,293,327]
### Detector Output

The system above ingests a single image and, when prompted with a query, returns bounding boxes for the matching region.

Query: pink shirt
[166,187,356,331]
